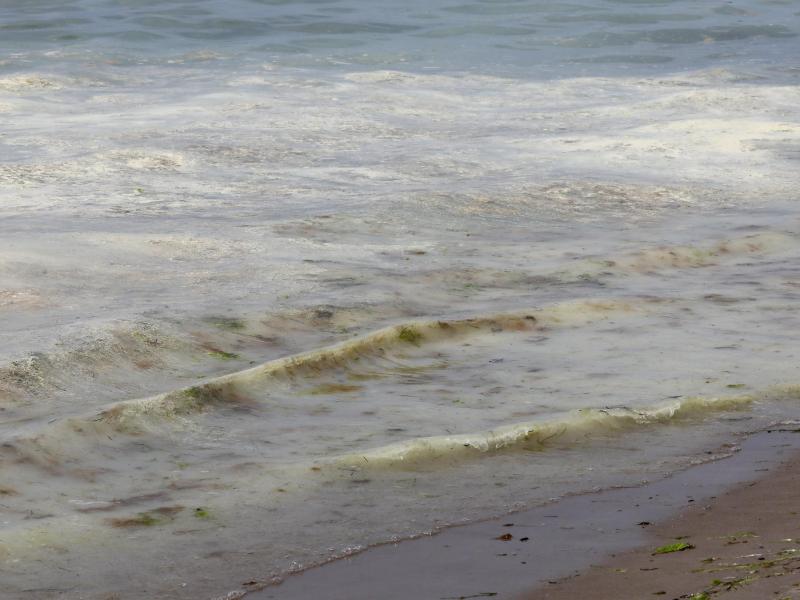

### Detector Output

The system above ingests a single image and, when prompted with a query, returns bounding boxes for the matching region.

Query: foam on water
[1,0,800,597]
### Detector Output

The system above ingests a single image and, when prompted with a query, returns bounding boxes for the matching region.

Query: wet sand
[525,429,800,600]
[244,429,800,600]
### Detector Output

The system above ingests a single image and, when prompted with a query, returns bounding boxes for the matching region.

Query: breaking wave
[332,389,800,470]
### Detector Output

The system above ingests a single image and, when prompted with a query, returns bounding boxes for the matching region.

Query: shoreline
[524,427,800,600]
[239,427,800,600]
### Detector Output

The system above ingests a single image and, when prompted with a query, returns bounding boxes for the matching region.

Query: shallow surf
[1,0,799,597]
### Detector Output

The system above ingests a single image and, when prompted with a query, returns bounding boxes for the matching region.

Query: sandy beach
[526,429,800,600]
[248,429,800,600]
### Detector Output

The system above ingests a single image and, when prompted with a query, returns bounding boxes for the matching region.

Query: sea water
[1,1,799,598]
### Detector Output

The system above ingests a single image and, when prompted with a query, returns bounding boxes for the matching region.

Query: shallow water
[1,1,799,598]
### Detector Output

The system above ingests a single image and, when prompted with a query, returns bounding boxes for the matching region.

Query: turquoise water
[1,0,797,76]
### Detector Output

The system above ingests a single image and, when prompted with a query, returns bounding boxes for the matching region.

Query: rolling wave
[331,389,800,470]
[94,299,633,432]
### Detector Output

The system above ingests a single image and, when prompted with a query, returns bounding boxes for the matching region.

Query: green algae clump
[207,349,240,361]
[397,326,423,346]
[169,386,223,414]
[653,541,695,555]
[207,316,246,331]
[193,507,211,519]
[108,505,184,528]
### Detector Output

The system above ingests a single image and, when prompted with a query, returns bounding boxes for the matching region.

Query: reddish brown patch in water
[107,505,184,528]
[167,479,229,491]
[3,441,63,475]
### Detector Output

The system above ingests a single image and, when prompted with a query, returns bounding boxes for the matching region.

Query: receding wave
[330,385,800,470]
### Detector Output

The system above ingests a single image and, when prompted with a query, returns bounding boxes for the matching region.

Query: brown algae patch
[573,232,795,278]
[2,438,64,474]
[197,341,241,360]
[305,383,363,395]
[206,316,246,331]
[107,505,184,528]
[347,371,387,382]
[207,349,240,361]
